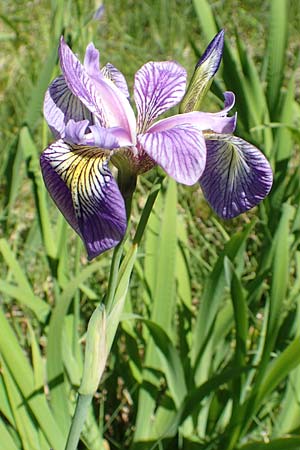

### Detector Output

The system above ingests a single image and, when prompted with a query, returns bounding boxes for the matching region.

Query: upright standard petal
[40,140,127,259]
[138,124,206,185]
[199,135,273,219]
[134,61,187,132]
[101,63,130,99]
[59,37,136,143]
[44,75,94,139]
[180,30,225,113]
[84,42,101,79]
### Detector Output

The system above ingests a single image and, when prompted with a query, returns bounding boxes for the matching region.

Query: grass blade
[266,0,288,117]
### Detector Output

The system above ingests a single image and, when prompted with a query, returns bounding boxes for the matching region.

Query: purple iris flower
[41,34,272,260]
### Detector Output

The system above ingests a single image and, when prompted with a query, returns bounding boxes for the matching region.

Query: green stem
[105,241,125,314]
[65,394,93,450]
[105,194,133,314]
[133,177,164,245]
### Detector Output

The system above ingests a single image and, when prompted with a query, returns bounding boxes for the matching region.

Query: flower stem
[65,394,93,450]
[105,193,133,314]
[133,176,164,245]
[105,241,125,314]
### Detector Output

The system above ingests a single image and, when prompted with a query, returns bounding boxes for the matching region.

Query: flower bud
[79,305,107,396]
[179,30,224,113]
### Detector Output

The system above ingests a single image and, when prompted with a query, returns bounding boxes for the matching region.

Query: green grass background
[1,0,300,449]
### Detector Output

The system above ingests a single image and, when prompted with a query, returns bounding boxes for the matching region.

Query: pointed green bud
[179,30,224,113]
[79,305,107,396]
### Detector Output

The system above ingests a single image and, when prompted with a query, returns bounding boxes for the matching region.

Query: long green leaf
[263,203,293,362]
[19,126,57,260]
[0,418,19,450]
[134,179,178,442]
[143,319,187,408]
[240,436,300,450]
[0,309,65,449]
[266,0,288,117]
[24,44,58,132]
[1,358,40,450]
[257,337,300,409]
[191,222,254,374]
[0,239,50,320]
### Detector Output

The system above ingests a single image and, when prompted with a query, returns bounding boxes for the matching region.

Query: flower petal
[138,124,206,185]
[199,135,273,218]
[64,119,131,148]
[101,63,130,99]
[84,42,101,79]
[44,75,94,139]
[147,109,236,135]
[134,61,187,132]
[59,37,136,143]
[180,30,224,112]
[40,140,127,259]
[216,91,236,116]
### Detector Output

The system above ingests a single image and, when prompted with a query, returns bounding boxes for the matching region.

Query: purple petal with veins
[138,124,206,185]
[199,135,273,218]
[40,147,80,234]
[101,63,130,99]
[44,75,94,139]
[134,61,187,131]
[147,110,236,135]
[59,37,136,142]
[40,139,126,259]
[148,91,236,135]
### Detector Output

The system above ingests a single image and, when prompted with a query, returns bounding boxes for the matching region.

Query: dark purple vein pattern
[138,124,206,185]
[134,61,187,132]
[200,135,273,218]
[40,140,127,259]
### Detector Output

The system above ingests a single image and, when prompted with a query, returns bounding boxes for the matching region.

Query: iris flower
[41,33,272,260]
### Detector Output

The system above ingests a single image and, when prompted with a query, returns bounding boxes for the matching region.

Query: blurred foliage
[1,0,300,449]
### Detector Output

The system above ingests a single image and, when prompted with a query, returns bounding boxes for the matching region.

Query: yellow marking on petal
[50,144,111,218]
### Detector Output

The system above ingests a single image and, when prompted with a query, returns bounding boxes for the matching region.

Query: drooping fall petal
[40,140,127,259]
[199,134,273,218]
